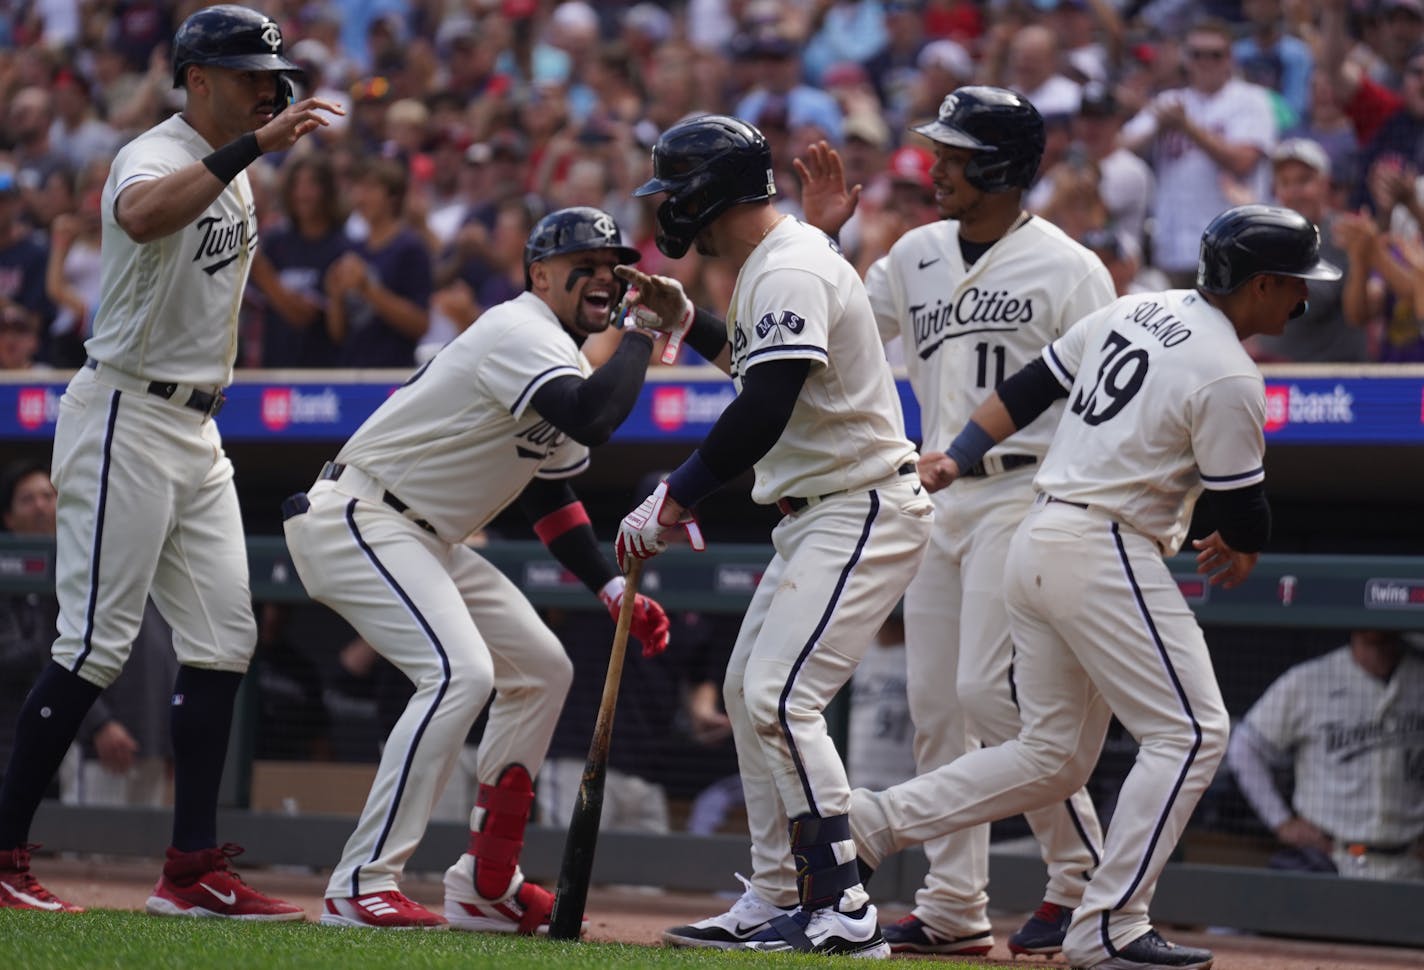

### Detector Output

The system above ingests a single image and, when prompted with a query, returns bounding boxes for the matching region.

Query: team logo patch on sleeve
[755,310,806,339]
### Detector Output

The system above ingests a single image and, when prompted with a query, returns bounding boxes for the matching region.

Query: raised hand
[615,481,706,573]
[793,139,861,239]
[255,98,344,153]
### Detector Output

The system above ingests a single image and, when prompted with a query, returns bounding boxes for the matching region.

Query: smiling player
[281,206,672,932]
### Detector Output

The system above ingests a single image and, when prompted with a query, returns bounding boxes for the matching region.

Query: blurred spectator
[1249,138,1371,362]
[0,171,53,359]
[1120,19,1278,286]
[1321,0,1424,221]
[1071,81,1154,250]
[803,1,890,85]
[0,460,58,785]
[248,155,349,368]
[1079,227,1169,297]
[1233,0,1314,129]
[48,69,121,173]
[0,305,41,371]
[90,44,170,138]
[1005,24,1083,117]
[866,1,932,128]
[325,157,431,367]
[63,599,177,809]
[1285,70,1361,200]
[434,15,501,102]
[846,617,916,791]
[905,38,975,124]
[1370,0,1424,89]
[8,87,66,209]
[1033,149,1109,240]
[1228,631,1424,881]
[1046,0,1122,86]
[924,0,983,43]
[43,173,104,369]
[735,29,846,146]
[109,0,173,72]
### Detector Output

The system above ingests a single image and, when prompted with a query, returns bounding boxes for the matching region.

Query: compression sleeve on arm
[664,357,810,508]
[518,477,618,593]
[683,307,729,362]
[997,357,1071,429]
[528,332,654,447]
[1201,481,1271,553]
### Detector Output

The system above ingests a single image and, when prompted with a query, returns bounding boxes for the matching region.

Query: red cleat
[145,843,304,921]
[321,890,448,930]
[0,845,85,912]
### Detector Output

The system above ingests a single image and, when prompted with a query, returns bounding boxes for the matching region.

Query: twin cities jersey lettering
[866,215,1115,456]
[88,114,257,386]
[1036,288,1267,554]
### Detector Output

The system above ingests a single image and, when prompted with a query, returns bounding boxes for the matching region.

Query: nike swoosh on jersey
[200,882,238,905]
[917,257,940,269]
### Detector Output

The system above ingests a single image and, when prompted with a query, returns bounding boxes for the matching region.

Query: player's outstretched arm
[116,98,343,243]
[519,478,671,656]
[614,265,731,372]
[923,357,1067,492]
[528,330,656,447]
[794,140,862,240]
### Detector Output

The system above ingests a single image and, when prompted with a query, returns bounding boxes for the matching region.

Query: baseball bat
[548,559,643,940]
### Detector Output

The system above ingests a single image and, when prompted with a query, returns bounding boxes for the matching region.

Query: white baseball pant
[901,468,1103,935]
[852,499,1229,968]
[725,477,932,910]
[283,478,572,899]
[50,365,255,687]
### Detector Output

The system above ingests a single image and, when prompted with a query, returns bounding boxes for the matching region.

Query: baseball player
[282,207,672,931]
[798,86,1112,956]
[616,114,933,958]
[849,204,1340,970]
[1228,630,1424,881]
[0,5,336,918]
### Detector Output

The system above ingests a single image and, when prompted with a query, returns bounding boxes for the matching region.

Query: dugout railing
[3,535,1422,947]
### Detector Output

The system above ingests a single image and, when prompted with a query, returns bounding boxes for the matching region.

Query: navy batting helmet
[911,86,1045,193]
[633,115,776,258]
[172,4,299,88]
[1196,205,1342,294]
[524,207,640,287]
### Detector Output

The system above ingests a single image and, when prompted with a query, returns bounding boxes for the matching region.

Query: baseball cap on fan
[887,146,935,189]
[1271,138,1331,178]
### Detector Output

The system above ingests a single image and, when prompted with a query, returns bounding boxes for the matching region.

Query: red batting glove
[599,576,671,656]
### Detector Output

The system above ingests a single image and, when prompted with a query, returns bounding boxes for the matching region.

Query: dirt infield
[34,857,1421,969]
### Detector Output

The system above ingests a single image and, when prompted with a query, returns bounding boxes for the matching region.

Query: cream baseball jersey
[335,291,591,540]
[728,218,917,504]
[866,215,1115,455]
[87,114,257,386]
[1242,646,1424,844]
[1036,288,1267,554]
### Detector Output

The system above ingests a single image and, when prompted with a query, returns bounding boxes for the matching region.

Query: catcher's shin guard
[471,764,534,900]
[789,813,863,911]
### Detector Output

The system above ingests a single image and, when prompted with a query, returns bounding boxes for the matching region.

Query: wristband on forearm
[202,132,263,184]
[945,420,996,474]
[684,307,729,362]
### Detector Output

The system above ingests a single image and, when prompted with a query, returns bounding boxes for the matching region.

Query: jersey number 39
[1071,331,1148,426]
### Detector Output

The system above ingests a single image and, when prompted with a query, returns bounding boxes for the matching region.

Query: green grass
[2,910,1000,969]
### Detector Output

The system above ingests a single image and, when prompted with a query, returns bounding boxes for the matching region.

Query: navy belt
[776,462,916,517]
[961,453,1037,478]
[320,461,436,535]
[1045,495,1090,510]
[85,357,226,417]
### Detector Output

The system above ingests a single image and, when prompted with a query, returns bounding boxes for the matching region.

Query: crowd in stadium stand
[5,0,1424,371]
